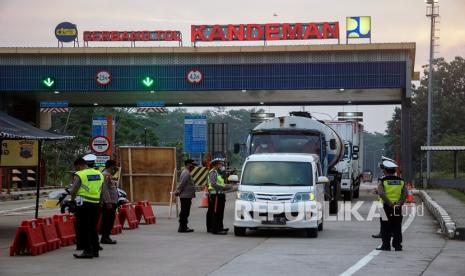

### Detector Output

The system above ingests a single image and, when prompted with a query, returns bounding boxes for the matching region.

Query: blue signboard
[136,101,165,107]
[184,116,207,153]
[40,101,68,108]
[92,117,116,156]
[55,22,78,43]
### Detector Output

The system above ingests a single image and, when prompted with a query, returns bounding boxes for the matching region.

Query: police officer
[207,158,229,235]
[70,157,104,259]
[376,159,408,251]
[100,160,119,244]
[372,156,398,239]
[83,153,97,168]
[175,159,197,233]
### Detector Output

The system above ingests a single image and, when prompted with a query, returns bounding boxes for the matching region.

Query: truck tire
[234,226,246,237]
[353,187,360,199]
[306,228,318,238]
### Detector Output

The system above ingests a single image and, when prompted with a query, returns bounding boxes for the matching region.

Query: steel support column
[401,90,413,182]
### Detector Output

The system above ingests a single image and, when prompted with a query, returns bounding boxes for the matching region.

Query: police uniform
[71,167,104,258]
[206,159,228,234]
[377,161,408,251]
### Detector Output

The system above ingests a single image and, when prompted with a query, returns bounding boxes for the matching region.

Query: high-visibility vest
[207,169,225,193]
[76,168,104,204]
[382,178,405,203]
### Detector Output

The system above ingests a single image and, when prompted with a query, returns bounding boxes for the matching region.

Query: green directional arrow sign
[41,77,56,89]
[141,76,155,88]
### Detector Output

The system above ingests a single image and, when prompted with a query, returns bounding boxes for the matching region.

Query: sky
[0,0,464,133]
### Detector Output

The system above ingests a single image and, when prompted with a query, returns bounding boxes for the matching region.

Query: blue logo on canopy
[55,22,78,42]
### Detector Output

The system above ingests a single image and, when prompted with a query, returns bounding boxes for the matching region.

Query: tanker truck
[235,111,344,213]
[325,120,364,201]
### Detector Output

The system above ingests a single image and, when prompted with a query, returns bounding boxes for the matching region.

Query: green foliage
[43,107,263,184]
[363,131,388,178]
[385,56,465,177]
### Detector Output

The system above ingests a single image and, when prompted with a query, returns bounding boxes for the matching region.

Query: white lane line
[0,205,36,214]
[339,204,417,276]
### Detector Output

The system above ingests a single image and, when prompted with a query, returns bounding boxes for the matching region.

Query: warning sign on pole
[91,136,110,154]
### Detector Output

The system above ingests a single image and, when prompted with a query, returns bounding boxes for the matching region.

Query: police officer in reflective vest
[207,158,229,235]
[376,160,408,251]
[70,157,104,258]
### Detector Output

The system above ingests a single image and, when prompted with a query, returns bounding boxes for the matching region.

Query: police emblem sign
[0,140,39,166]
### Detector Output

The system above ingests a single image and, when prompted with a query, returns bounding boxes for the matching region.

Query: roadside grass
[445,188,465,204]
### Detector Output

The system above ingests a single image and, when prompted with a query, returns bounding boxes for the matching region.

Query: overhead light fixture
[93,103,98,106]
[53,90,60,94]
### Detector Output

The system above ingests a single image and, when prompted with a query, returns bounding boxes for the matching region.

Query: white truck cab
[234,153,328,238]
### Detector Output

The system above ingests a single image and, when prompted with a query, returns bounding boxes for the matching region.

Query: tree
[385,56,465,177]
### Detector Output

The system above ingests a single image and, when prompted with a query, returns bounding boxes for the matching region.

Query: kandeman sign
[191,22,339,42]
[84,30,181,42]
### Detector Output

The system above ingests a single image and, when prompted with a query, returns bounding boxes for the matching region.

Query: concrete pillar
[39,112,52,130]
[401,91,413,182]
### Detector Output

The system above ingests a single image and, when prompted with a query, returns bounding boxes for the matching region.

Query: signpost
[91,136,110,154]
[184,116,207,153]
[95,155,110,167]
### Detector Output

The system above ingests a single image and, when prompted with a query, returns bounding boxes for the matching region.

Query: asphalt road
[0,184,463,276]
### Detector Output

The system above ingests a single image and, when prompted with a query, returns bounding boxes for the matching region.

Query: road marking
[339,204,417,276]
[0,205,36,215]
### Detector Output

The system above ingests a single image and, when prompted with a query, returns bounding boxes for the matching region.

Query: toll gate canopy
[0,43,415,106]
[0,43,415,180]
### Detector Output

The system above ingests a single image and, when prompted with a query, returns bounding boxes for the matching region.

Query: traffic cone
[199,186,209,208]
[406,182,414,204]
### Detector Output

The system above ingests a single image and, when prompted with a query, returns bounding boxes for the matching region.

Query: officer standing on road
[372,156,398,239]
[376,160,408,251]
[207,158,229,235]
[100,160,119,244]
[70,157,104,259]
[175,159,197,233]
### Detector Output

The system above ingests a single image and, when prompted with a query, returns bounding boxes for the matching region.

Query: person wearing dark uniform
[100,160,119,244]
[175,159,197,233]
[70,157,104,259]
[207,158,229,235]
[376,160,408,251]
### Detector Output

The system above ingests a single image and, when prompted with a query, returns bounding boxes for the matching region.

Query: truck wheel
[353,188,360,199]
[329,199,338,214]
[306,228,318,238]
[234,226,246,236]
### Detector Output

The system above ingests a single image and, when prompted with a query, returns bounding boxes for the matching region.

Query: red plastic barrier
[53,214,76,246]
[135,201,156,224]
[37,217,61,251]
[9,219,48,256]
[112,212,123,235]
[118,203,139,229]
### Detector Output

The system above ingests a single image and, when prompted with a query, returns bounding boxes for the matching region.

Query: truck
[325,121,364,201]
[234,153,328,237]
[234,111,344,213]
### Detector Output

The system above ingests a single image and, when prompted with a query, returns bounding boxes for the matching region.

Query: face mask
[220,166,226,171]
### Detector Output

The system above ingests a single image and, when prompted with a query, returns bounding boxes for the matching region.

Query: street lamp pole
[426,0,439,188]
